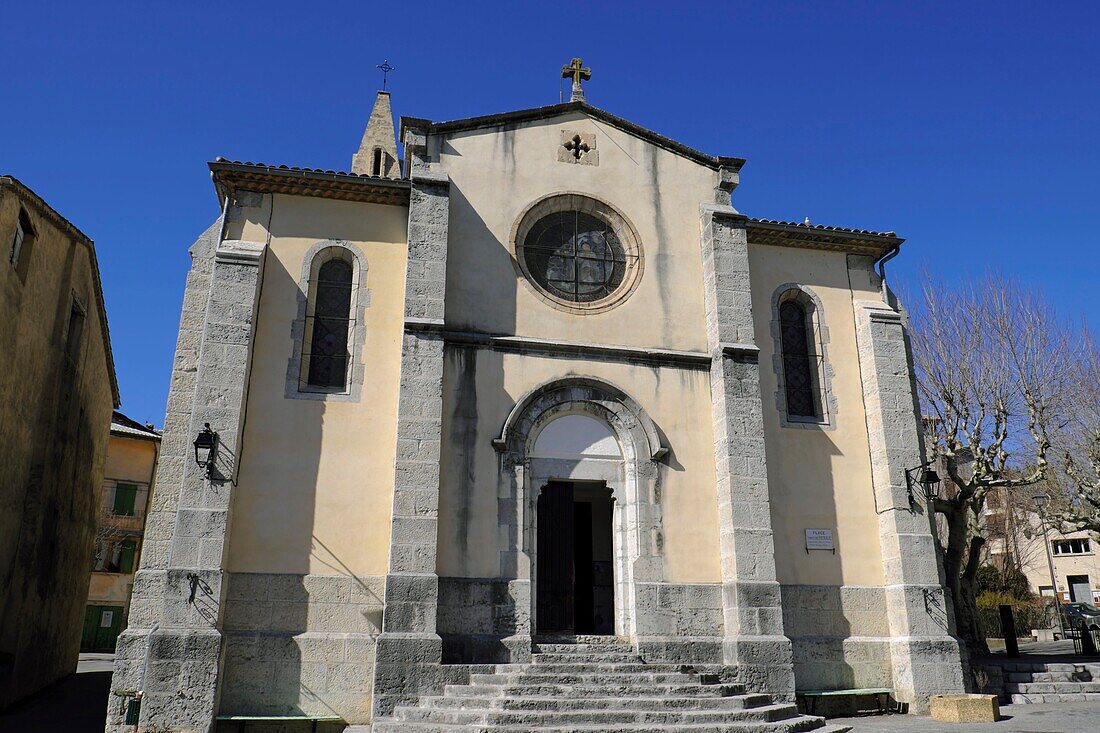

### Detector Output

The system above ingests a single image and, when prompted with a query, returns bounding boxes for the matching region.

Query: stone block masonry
[699,202,795,699]
[105,212,266,733]
[852,294,966,711]
[371,144,455,717]
[219,573,385,722]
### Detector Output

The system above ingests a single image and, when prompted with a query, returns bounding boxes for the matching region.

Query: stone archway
[493,377,667,657]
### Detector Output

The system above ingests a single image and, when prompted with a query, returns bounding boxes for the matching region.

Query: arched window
[771,285,834,427]
[305,257,354,389]
[779,299,818,419]
[371,147,383,176]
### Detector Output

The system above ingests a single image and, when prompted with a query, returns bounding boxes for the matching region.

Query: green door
[81,605,125,652]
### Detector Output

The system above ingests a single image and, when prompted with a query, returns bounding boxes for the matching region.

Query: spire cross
[561,58,591,102]
[376,59,396,90]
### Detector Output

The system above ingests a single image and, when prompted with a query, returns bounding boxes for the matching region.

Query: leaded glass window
[521,211,627,303]
[779,300,816,418]
[306,258,353,389]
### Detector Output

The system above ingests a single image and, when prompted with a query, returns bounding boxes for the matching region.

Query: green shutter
[118,539,137,574]
[112,483,138,516]
[80,606,100,652]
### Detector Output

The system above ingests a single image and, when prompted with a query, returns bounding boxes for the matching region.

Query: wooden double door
[536,481,615,635]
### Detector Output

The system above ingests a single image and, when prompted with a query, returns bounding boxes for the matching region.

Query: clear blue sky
[3,2,1097,426]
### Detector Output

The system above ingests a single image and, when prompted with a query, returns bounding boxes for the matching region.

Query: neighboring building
[985,491,1100,604]
[1029,526,1100,604]
[82,411,160,653]
[109,72,965,732]
[0,176,119,708]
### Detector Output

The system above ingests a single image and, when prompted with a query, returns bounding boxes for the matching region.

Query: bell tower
[352,90,401,178]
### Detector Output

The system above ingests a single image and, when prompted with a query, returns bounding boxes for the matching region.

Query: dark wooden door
[536,481,575,633]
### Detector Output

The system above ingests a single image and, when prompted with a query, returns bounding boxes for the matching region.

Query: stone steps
[418,693,775,711]
[982,660,1100,705]
[395,702,801,725]
[373,640,837,732]
[468,671,702,685]
[1009,691,1100,704]
[447,682,748,698]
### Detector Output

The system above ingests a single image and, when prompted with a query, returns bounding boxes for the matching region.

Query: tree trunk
[940,503,990,656]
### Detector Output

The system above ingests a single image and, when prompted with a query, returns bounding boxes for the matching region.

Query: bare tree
[1048,340,1100,533]
[910,273,1077,654]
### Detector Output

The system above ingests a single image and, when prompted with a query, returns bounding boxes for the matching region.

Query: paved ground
[3,653,1098,733]
[0,654,113,733]
[833,701,1100,732]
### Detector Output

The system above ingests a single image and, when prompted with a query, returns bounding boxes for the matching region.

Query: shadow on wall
[437,178,522,663]
[215,246,328,721]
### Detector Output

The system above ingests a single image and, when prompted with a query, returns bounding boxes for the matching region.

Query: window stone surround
[769,283,837,430]
[284,239,371,402]
[509,192,644,316]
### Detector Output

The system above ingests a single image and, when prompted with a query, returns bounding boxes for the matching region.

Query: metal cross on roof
[376,59,396,90]
[561,58,591,102]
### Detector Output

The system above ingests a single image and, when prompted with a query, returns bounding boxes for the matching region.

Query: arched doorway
[494,377,667,648]
[531,414,619,635]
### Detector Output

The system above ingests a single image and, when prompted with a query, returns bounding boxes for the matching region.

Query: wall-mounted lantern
[193,423,218,476]
[905,461,941,508]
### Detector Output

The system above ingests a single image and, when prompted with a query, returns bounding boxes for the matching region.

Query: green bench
[796,688,894,716]
[215,714,343,733]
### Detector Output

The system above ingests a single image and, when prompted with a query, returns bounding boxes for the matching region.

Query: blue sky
[2,2,1097,425]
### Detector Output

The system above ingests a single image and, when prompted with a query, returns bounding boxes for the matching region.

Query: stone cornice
[208,159,411,206]
[404,321,711,370]
[746,219,903,258]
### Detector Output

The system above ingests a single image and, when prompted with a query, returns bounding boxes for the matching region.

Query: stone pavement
[833,701,1100,732]
[0,654,112,733]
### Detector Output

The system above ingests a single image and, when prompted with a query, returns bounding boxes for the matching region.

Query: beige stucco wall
[226,193,408,577]
[750,244,886,588]
[437,348,722,584]
[428,113,723,584]
[103,433,158,486]
[436,111,715,353]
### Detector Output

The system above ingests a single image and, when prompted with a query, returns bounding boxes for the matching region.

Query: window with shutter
[112,483,138,516]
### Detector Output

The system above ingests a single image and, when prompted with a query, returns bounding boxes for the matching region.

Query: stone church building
[108,68,966,731]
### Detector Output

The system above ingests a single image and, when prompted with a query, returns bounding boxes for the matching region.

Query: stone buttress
[698,168,797,699]
[851,289,967,711]
[370,121,469,717]
[106,214,266,732]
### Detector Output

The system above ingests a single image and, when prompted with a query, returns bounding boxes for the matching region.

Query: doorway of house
[536,480,615,635]
[1068,575,1091,603]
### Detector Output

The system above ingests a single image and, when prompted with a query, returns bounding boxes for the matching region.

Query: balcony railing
[98,505,146,534]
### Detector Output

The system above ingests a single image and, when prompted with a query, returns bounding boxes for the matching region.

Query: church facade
[108,75,966,731]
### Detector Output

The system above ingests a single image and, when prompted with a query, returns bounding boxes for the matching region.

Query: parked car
[1062,602,1100,630]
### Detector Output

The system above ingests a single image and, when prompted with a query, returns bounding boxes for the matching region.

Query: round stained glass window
[523,211,625,303]
[513,195,642,313]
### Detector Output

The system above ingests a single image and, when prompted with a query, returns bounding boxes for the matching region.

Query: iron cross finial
[376,59,396,90]
[561,58,591,102]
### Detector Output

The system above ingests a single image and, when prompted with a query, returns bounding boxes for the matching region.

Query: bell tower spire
[352,88,400,178]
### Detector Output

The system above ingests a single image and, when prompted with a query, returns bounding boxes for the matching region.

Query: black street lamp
[905,461,942,508]
[193,423,218,477]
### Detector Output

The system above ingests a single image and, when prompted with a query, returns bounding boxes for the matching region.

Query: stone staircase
[373,637,848,732]
[1000,661,1100,703]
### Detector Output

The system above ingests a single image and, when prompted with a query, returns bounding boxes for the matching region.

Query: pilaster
[106,217,266,733]
[372,161,451,717]
[853,297,966,711]
[699,203,795,698]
